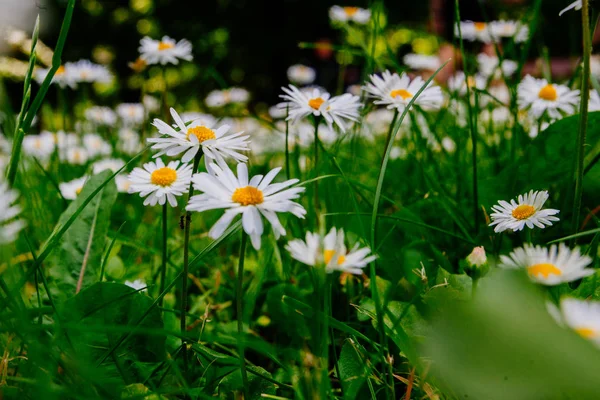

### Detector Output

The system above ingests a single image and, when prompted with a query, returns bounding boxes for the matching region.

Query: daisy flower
[116,103,145,126]
[83,133,112,158]
[559,1,582,16]
[287,64,316,85]
[500,243,593,285]
[269,105,288,120]
[589,90,600,112]
[65,147,89,165]
[71,59,112,84]
[489,190,560,233]
[186,160,306,250]
[477,54,518,79]
[148,107,250,164]
[143,95,161,113]
[517,75,580,119]
[59,176,89,200]
[115,174,132,193]
[279,85,361,133]
[85,106,117,127]
[0,182,25,244]
[455,21,492,42]
[403,53,441,72]
[329,6,371,24]
[556,298,600,347]
[117,128,142,155]
[447,72,487,96]
[92,158,125,174]
[205,87,250,108]
[179,112,216,126]
[138,36,193,65]
[128,159,193,207]
[34,63,79,89]
[125,279,147,291]
[363,70,444,112]
[22,131,55,162]
[286,227,377,274]
[490,20,529,43]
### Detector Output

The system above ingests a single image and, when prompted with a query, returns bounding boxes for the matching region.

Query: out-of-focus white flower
[85,106,117,127]
[329,6,371,24]
[118,128,142,155]
[287,64,316,85]
[589,90,600,112]
[65,147,89,165]
[22,131,55,162]
[179,111,216,126]
[116,103,145,126]
[92,158,125,174]
[447,72,487,97]
[0,182,25,244]
[83,133,112,158]
[477,53,518,79]
[403,53,441,71]
[143,95,160,113]
[115,174,132,193]
[34,63,79,89]
[559,1,582,16]
[269,105,288,119]
[138,36,193,65]
[59,176,88,200]
[205,87,250,108]
[71,59,112,84]
[346,84,363,96]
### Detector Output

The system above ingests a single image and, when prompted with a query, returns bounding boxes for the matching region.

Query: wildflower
[59,176,88,200]
[287,64,316,85]
[65,147,89,165]
[477,54,518,79]
[589,90,600,112]
[115,174,131,193]
[71,59,112,84]
[85,106,117,127]
[490,20,529,43]
[117,128,142,155]
[466,246,487,268]
[555,298,600,347]
[559,1,582,16]
[143,95,160,113]
[92,158,125,174]
[363,70,444,112]
[22,131,55,162]
[34,63,79,89]
[329,6,371,24]
[447,72,487,96]
[517,75,580,119]
[148,107,250,164]
[0,182,25,244]
[455,21,492,42]
[179,111,216,126]
[205,88,250,108]
[186,160,306,250]
[403,53,441,72]
[285,227,376,274]
[127,159,193,207]
[489,190,560,233]
[125,279,147,291]
[83,133,112,158]
[116,103,145,126]
[500,244,593,285]
[138,36,193,65]
[280,85,361,132]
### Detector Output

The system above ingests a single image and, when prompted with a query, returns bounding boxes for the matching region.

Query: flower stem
[159,202,167,308]
[236,230,249,398]
[285,105,291,179]
[573,0,592,235]
[382,110,399,166]
[180,151,202,372]
[313,117,321,223]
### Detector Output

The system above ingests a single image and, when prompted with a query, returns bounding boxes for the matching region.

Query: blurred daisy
[455,21,492,42]
[490,20,529,43]
[22,131,55,161]
[205,87,250,108]
[489,190,560,233]
[34,63,78,89]
[477,54,518,79]
[117,128,142,155]
[556,298,600,347]
[403,53,441,71]
[71,59,112,84]
[179,111,216,126]
[116,103,145,126]
[85,106,117,127]
[128,159,193,207]
[66,147,89,165]
[287,64,316,85]
[143,95,160,113]
[138,36,193,65]
[500,243,593,285]
[559,1,582,16]
[125,279,147,291]
[447,72,487,96]
[346,84,363,96]
[0,182,25,244]
[329,6,371,24]
[115,174,132,193]
[92,158,125,174]
[280,85,361,132]
[518,76,580,119]
[187,160,306,250]
[149,107,250,164]
[83,133,112,158]
[286,227,376,274]
[363,70,444,112]
[59,176,88,200]
[589,90,600,112]
[269,105,288,119]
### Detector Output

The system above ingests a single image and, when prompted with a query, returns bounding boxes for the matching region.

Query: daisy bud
[463,246,489,279]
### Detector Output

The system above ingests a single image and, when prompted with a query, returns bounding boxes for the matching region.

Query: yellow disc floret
[527,263,562,279]
[512,204,536,220]
[232,186,264,206]
[538,84,558,101]
[158,41,174,51]
[344,6,359,16]
[575,327,597,339]
[390,89,413,100]
[308,97,325,110]
[187,126,216,143]
[474,22,486,31]
[324,249,346,265]
[151,167,177,187]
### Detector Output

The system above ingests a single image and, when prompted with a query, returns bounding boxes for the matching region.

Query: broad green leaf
[337,340,368,400]
[218,365,276,399]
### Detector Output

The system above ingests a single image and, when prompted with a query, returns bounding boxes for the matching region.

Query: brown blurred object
[314,39,334,60]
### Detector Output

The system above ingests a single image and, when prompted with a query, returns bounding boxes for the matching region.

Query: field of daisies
[2,0,600,399]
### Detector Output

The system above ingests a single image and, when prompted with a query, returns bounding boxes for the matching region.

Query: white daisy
[489,190,560,233]
[85,106,117,127]
[490,20,529,43]
[329,6,371,24]
[346,84,363,96]
[148,107,250,164]
[287,64,316,85]
[589,90,600,112]
[447,72,487,96]
[500,243,593,285]
[138,36,193,65]
[205,87,250,108]
[115,174,132,193]
[557,298,600,347]
[125,279,147,291]
[0,182,25,244]
[186,160,307,250]
[179,111,216,126]
[92,158,125,174]
[143,95,161,113]
[518,75,580,119]
[71,59,112,84]
[34,63,79,89]
[363,70,444,112]
[83,133,112,158]
[116,103,145,126]
[477,53,518,79]
[117,128,142,155]
[22,131,55,161]
[128,158,193,207]
[455,21,493,43]
[403,53,441,71]
[559,1,582,16]
[65,147,89,165]
[59,176,89,200]
[286,227,377,274]
[279,85,361,133]
[269,105,288,120]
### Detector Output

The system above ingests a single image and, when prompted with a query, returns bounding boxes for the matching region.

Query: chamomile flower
[490,20,529,43]
[477,54,518,79]
[329,6,371,24]
[22,131,55,161]
[186,160,306,250]
[363,70,444,112]
[71,59,112,84]
[127,159,193,207]
[66,147,89,165]
[589,90,600,112]
[34,63,78,89]
[0,182,25,244]
[559,1,582,16]
[499,243,593,285]
[489,190,560,233]
[403,53,441,72]
[83,133,112,158]
[287,64,316,85]
[269,105,288,119]
[557,298,600,347]
[517,75,580,119]
[138,36,193,65]
[59,176,88,200]
[143,95,161,113]
[148,107,250,164]
[115,174,132,193]
[92,158,125,174]
[205,88,250,108]
[280,85,361,132]
[85,106,117,127]
[286,227,377,274]
[447,72,487,96]
[125,279,147,291]
[116,103,145,126]
[455,21,492,43]
[117,128,142,155]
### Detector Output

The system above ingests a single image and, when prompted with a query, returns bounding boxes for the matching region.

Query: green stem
[313,117,321,224]
[236,231,249,399]
[285,105,291,179]
[472,277,479,298]
[326,275,343,397]
[159,203,167,308]
[382,110,399,166]
[573,0,592,235]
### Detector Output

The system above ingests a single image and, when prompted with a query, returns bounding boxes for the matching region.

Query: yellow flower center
[511,204,536,220]
[538,84,558,101]
[186,126,216,143]
[75,187,83,195]
[575,327,597,339]
[390,89,413,100]
[474,22,486,31]
[34,139,42,149]
[308,97,325,110]
[150,167,177,186]
[527,263,562,279]
[324,249,346,265]
[56,65,65,75]
[158,41,174,51]
[344,6,359,16]
[231,186,264,206]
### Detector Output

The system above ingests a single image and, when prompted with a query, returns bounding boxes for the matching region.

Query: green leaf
[48,171,117,298]
[338,340,368,400]
[218,366,276,399]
